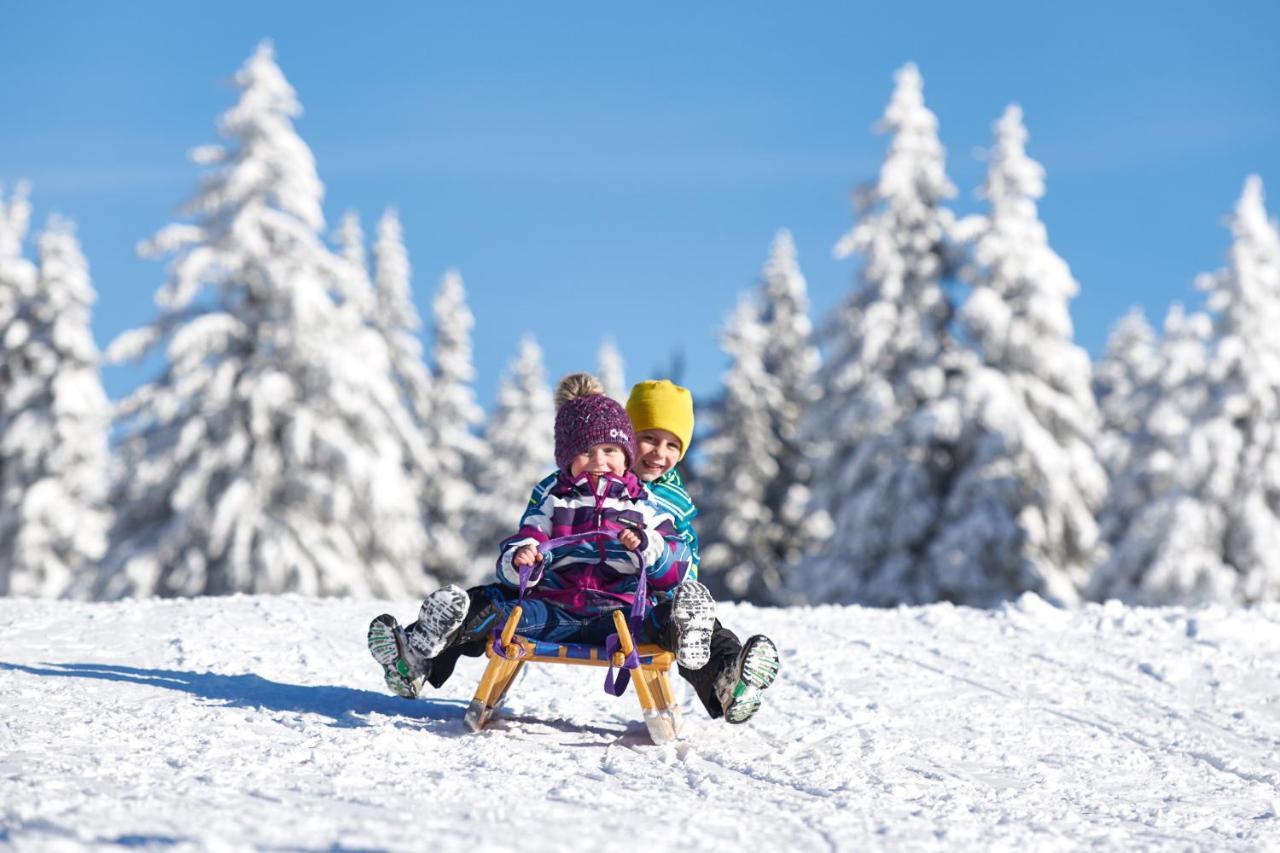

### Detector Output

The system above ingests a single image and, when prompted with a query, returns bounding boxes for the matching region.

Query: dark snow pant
[680,621,742,721]
[651,598,743,721]
[420,584,742,720]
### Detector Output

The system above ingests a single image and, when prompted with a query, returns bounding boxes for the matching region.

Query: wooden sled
[464,606,683,745]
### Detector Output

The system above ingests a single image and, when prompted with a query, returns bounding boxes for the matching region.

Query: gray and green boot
[368,614,429,699]
[715,634,780,725]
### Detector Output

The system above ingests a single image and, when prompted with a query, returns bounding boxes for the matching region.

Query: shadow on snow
[0,660,465,729]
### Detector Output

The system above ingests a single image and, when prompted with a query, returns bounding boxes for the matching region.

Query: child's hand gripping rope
[510,526,645,592]
[511,544,543,569]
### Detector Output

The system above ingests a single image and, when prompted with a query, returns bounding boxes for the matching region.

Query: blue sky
[3,2,1278,410]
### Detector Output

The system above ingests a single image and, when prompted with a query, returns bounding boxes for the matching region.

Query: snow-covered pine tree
[0,183,39,596]
[1094,308,1159,471]
[0,184,33,289]
[699,296,773,594]
[597,338,626,402]
[698,230,827,603]
[788,63,961,605]
[337,206,436,538]
[330,210,378,312]
[0,191,110,598]
[1092,308,1160,554]
[1089,304,1214,601]
[1094,176,1280,604]
[421,268,486,584]
[1085,306,1167,558]
[371,207,434,466]
[933,105,1108,606]
[96,42,428,599]
[333,210,367,276]
[471,336,555,556]
[1195,175,1280,602]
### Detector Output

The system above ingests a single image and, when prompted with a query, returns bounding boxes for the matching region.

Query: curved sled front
[464,607,683,744]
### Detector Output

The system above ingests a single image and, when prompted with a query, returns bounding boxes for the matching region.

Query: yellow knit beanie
[625,380,694,460]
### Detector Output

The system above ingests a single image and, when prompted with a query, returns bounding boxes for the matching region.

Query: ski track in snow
[1,595,1279,851]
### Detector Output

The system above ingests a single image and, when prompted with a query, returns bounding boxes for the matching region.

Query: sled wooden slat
[464,605,683,744]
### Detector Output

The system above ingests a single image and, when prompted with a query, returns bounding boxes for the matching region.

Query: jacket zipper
[594,474,608,563]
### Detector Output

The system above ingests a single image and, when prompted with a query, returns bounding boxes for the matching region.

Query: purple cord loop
[489,626,531,660]
[603,563,649,696]
[629,564,648,623]
[611,527,650,697]
[603,634,641,697]
[517,562,542,600]
[535,530,617,564]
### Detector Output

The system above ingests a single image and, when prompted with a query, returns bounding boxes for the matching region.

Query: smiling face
[632,428,683,482]
[569,443,628,477]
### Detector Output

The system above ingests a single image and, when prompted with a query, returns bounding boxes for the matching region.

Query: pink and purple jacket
[496,470,692,616]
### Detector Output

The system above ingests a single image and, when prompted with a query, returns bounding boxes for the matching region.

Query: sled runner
[464,533,684,745]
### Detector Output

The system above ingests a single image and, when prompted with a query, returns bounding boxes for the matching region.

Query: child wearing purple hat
[368,373,694,698]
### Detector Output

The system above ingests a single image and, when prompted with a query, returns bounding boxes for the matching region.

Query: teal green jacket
[645,468,700,581]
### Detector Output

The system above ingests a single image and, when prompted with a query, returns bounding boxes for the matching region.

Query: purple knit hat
[555,394,636,473]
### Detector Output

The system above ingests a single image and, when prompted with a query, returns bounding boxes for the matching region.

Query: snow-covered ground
[2,595,1279,851]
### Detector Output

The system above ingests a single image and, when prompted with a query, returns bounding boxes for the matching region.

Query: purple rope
[603,634,641,697]
[517,562,540,600]
[611,528,650,697]
[488,630,530,660]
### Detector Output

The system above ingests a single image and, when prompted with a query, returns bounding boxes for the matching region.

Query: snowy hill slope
[2,595,1279,851]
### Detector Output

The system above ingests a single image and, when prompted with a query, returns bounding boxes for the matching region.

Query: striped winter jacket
[645,468,700,583]
[497,470,692,616]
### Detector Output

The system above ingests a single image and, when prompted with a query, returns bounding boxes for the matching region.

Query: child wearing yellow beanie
[625,379,780,726]
[627,379,694,461]
[625,380,698,566]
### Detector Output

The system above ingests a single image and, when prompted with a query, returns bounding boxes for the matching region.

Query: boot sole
[725,635,779,725]
[408,586,470,658]
[672,581,716,670]
[368,614,420,699]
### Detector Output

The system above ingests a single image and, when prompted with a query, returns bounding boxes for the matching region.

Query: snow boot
[671,581,716,670]
[368,614,429,699]
[405,585,470,659]
[714,634,780,725]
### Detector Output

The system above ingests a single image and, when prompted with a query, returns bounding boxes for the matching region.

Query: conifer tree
[471,336,555,557]
[1092,307,1161,556]
[371,207,434,468]
[1094,308,1160,474]
[330,207,435,538]
[1090,305,1213,600]
[1194,176,1280,602]
[1093,177,1280,604]
[421,268,486,584]
[330,210,377,312]
[930,105,1107,606]
[0,190,110,597]
[96,42,428,598]
[790,63,960,605]
[333,210,367,275]
[699,230,826,603]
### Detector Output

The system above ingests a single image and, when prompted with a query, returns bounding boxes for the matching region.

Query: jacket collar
[555,469,647,500]
[654,467,684,489]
